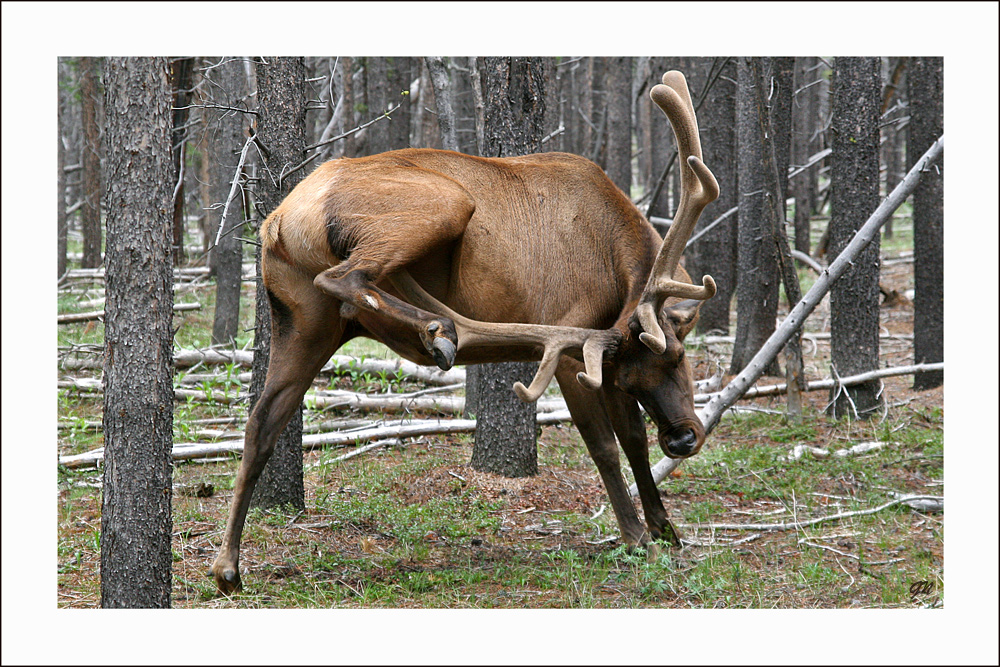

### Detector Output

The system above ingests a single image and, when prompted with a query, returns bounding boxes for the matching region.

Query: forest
[49,53,952,612]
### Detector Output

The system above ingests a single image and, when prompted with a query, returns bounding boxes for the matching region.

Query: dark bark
[469,57,546,478]
[603,56,632,194]
[791,57,819,254]
[363,57,411,155]
[752,59,806,415]
[80,56,103,268]
[387,57,413,150]
[207,58,248,346]
[250,57,307,510]
[101,56,175,608]
[908,57,943,390]
[685,57,738,335]
[469,362,538,477]
[828,57,884,418]
[771,57,795,216]
[58,59,69,278]
[730,57,782,376]
[881,57,908,238]
[341,57,357,158]
[169,57,194,266]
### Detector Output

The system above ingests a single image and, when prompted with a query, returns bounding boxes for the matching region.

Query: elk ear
[664,299,701,341]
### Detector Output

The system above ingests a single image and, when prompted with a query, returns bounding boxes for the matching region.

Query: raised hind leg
[210,286,344,594]
[314,256,459,370]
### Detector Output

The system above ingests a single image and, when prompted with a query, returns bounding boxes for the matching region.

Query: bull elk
[211,71,718,594]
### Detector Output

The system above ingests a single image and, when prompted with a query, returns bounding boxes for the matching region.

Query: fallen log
[58,409,576,469]
[59,348,466,386]
[58,302,201,325]
[692,363,944,403]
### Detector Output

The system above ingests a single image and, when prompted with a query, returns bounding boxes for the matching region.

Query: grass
[56,212,944,610]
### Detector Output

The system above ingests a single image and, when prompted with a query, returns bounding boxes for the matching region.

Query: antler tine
[390,270,618,402]
[637,71,720,354]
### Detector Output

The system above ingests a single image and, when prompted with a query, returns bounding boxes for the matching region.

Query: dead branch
[680,495,943,533]
[57,409,575,469]
[692,362,944,403]
[58,302,201,325]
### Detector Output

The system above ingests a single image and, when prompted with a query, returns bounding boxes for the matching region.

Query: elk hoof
[210,563,243,596]
[431,336,457,371]
[659,518,683,548]
[422,320,458,370]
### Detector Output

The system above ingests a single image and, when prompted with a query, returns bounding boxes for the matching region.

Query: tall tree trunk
[469,57,546,478]
[341,57,357,158]
[730,57,782,376]
[101,56,175,608]
[58,58,69,278]
[771,57,795,216]
[908,56,943,390]
[685,57,738,335]
[169,57,194,266]
[791,56,818,254]
[751,58,806,417]
[208,57,248,346]
[828,57,884,418]
[603,56,632,194]
[425,57,459,151]
[388,57,413,150]
[542,57,562,152]
[881,57,908,238]
[80,56,103,268]
[250,57,307,510]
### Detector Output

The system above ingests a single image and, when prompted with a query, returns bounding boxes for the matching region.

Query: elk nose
[666,429,698,458]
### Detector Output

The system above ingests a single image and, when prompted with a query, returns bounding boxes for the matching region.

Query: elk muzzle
[659,420,704,459]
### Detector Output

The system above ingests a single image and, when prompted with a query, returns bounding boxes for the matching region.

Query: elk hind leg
[313,238,458,370]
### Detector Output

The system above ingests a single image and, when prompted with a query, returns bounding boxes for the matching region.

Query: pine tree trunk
[100,56,175,608]
[908,57,943,390]
[771,57,795,214]
[208,57,248,346]
[58,59,69,278]
[603,56,632,194]
[169,58,193,266]
[80,56,103,268]
[686,57,738,335]
[828,57,884,418]
[731,57,781,376]
[250,57,307,510]
[791,57,818,254]
[470,57,546,478]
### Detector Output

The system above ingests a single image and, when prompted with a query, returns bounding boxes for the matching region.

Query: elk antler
[389,270,620,402]
[635,71,720,354]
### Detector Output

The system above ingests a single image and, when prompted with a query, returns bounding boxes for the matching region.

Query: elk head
[392,71,717,459]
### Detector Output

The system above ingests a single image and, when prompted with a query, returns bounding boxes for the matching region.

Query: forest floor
[56,231,944,609]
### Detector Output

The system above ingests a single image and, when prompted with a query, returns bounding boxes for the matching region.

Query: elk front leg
[555,361,651,548]
[603,385,682,547]
[314,258,458,370]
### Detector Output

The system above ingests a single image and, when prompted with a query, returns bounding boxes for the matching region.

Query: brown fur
[211,79,716,594]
